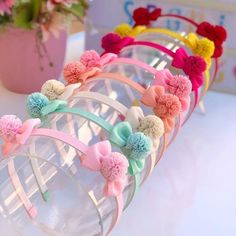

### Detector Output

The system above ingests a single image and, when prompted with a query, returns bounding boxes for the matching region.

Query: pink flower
[47,0,74,11]
[0,0,15,15]
[80,50,101,68]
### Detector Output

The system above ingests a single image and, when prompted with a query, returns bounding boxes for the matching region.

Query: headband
[27,92,154,207]
[114,25,215,91]
[0,115,127,234]
[131,7,227,58]
[41,80,165,179]
[63,57,185,134]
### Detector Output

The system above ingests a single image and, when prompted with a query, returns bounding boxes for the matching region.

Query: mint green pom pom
[27,93,49,118]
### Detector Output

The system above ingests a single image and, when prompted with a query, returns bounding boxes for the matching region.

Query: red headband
[132,7,227,58]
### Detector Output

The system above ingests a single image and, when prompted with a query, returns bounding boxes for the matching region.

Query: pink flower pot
[0,27,67,94]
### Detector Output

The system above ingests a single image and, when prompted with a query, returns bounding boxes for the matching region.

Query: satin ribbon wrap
[141,86,181,133]
[81,141,128,197]
[172,48,207,91]
[1,119,41,156]
[109,122,152,176]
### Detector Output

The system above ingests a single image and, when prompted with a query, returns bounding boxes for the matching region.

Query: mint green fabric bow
[41,100,67,117]
[110,121,151,175]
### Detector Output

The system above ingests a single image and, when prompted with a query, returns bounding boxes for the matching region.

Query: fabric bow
[172,48,207,91]
[41,100,67,117]
[0,117,41,157]
[81,141,128,197]
[132,7,162,26]
[141,85,181,133]
[63,50,117,84]
[101,33,134,54]
[154,69,192,111]
[196,22,227,58]
[114,23,146,38]
[109,122,152,175]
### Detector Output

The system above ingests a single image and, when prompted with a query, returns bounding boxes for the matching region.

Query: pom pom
[101,33,134,54]
[183,56,206,77]
[130,25,146,37]
[124,132,152,160]
[41,80,65,100]
[80,50,101,68]
[63,61,86,84]
[166,75,192,99]
[155,94,181,118]
[100,153,128,181]
[27,93,49,118]
[137,115,164,140]
[193,38,215,59]
[115,23,132,37]
[0,115,22,141]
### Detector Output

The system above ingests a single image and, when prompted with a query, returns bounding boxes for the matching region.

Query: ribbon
[81,141,128,197]
[2,119,41,157]
[172,48,206,91]
[41,100,67,117]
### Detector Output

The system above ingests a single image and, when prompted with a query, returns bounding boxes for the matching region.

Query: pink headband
[0,115,126,233]
[101,33,207,95]
[132,7,227,58]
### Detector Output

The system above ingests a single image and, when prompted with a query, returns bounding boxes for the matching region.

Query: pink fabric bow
[154,69,192,111]
[141,86,181,132]
[63,50,117,84]
[81,141,128,197]
[1,119,41,157]
[172,48,207,91]
[101,33,134,54]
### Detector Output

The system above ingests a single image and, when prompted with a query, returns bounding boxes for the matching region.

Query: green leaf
[65,2,88,18]
[32,0,42,20]
[13,4,33,29]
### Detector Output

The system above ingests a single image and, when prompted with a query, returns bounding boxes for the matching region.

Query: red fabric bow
[133,7,162,26]
[196,22,227,58]
[172,48,206,91]
[141,86,181,132]
[101,33,134,54]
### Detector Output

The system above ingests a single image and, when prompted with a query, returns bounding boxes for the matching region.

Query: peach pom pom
[63,61,86,84]
[80,50,101,68]
[100,153,128,181]
[0,115,22,141]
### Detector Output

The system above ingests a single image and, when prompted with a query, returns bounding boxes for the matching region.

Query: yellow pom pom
[193,38,215,59]
[130,26,146,37]
[115,23,132,37]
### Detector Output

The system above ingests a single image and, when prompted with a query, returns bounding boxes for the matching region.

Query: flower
[47,0,74,11]
[196,21,227,58]
[100,153,128,182]
[101,33,134,54]
[0,115,22,141]
[0,0,15,15]
[132,7,161,26]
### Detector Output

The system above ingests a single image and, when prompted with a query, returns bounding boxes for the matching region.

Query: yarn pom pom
[27,93,49,118]
[155,94,181,118]
[137,115,164,140]
[80,50,101,68]
[115,23,132,37]
[0,115,22,141]
[63,61,86,84]
[41,80,65,100]
[184,56,207,77]
[193,38,215,59]
[100,153,128,181]
[167,75,192,99]
[124,132,152,160]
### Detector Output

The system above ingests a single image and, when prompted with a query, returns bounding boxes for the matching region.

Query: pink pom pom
[100,153,128,181]
[63,61,86,84]
[167,75,192,98]
[155,94,181,118]
[80,50,101,68]
[0,115,22,141]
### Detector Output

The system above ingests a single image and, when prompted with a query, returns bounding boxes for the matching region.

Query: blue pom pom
[27,93,49,118]
[124,132,152,160]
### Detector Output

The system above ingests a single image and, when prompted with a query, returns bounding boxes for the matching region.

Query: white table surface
[1,33,236,236]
